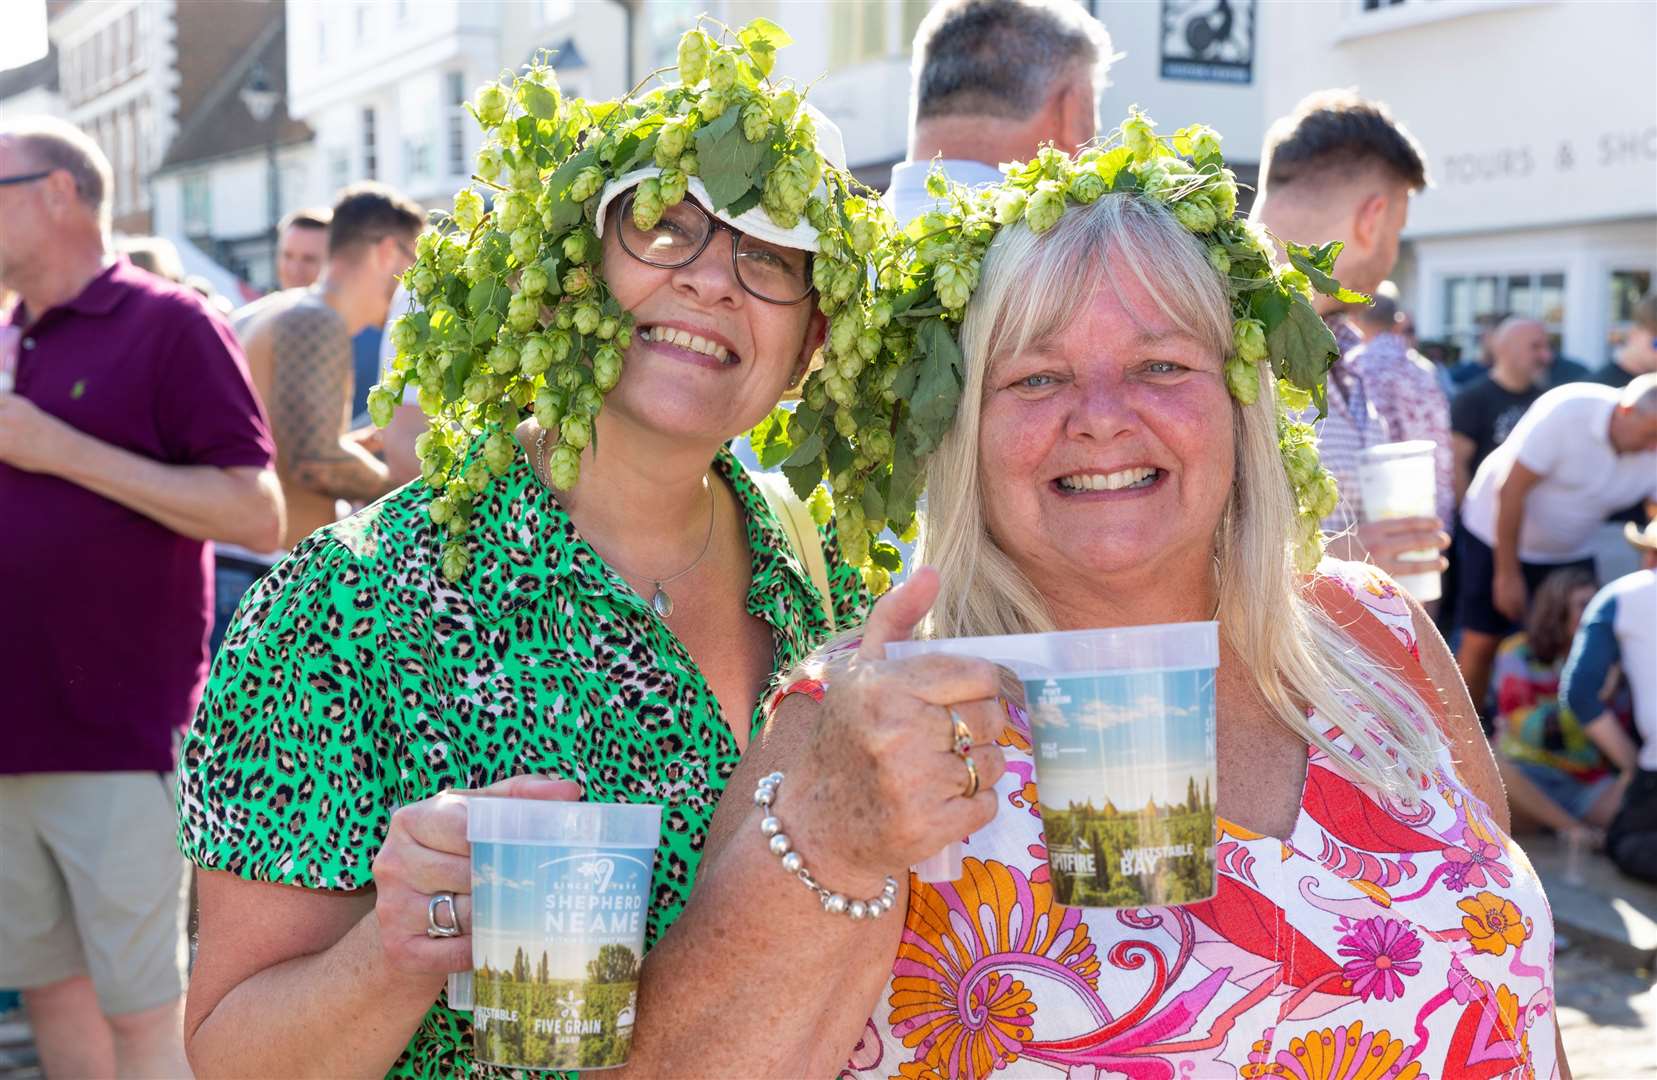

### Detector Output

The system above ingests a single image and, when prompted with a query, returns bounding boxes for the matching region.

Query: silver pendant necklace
[535,425,715,617]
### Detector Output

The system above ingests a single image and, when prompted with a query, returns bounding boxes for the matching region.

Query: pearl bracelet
[754,771,899,920]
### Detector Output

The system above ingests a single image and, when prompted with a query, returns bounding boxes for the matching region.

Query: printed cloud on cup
[473,862,535,891]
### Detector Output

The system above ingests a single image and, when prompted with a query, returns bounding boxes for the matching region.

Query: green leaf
[890,282,938,316]
[614,131,660,176]
[694,107,767,211]
[1285,241,1368,304]
[909,319,964,454]
[521,83,558,121]
[1091,146,1133,188]
[723,185,764,219]
[1266,301,1337,417]
[740,17,793,51]
[1248,283,1293,333]
[516,115,539,149]
[782,458,822,501]
[467,279,506,316]
[825,435,853,475]
[869,541,902,572]
[542,147,600,233]
[886,427,922,524]
[470,312,502,346]
[786,405,821,444]
[889,359,920,399]
[860,482,885,525]
[748,409,788,468]
[444,348,475,399]
[780,430,824,469]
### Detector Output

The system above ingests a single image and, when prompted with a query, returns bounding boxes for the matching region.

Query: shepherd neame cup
[892,622,1219,908]
[446,798,662,1071]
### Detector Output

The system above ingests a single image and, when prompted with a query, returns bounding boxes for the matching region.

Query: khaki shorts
[0,772,190,1014]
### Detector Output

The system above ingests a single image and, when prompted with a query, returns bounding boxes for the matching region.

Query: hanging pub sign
[1160,0,1255,85]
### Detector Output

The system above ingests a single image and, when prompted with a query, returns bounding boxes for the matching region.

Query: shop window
[1608,269,1655,358]
[1441,271,1566,360]
[362,106,378,180]
[831,0,890,68]
[447,72,469,178]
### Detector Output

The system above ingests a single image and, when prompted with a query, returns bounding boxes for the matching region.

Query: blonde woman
[692,192,1565,1077]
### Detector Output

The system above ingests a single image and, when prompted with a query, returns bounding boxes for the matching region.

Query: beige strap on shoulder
[752,470,835,632]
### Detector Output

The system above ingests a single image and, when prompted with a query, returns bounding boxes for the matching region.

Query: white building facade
[721,0,1267,187]
[285,0,633,215]
[48,0,177,233]
[1255,0,1657,368]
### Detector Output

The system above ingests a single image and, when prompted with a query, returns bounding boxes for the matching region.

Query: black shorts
[1453,524,1595,637]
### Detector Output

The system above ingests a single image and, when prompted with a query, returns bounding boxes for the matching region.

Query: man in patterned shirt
[1252,90,1444,579]
[1351,291,1454,530]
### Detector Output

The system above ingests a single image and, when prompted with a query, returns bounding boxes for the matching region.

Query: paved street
[3,942,1651,1078]
[1557,941,1657,1079]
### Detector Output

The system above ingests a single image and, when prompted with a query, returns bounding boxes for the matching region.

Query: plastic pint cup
[890,623,1219,908]
[445,799,662,1072]
[1357,440,1442,602]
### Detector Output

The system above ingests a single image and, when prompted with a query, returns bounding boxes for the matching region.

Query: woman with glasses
[175,95,871,1075]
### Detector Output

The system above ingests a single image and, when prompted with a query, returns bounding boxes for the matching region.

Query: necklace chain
[533,425,715,617]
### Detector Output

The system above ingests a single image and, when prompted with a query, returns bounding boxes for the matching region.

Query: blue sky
[1028,667,1216,812]
[470,842,652,981]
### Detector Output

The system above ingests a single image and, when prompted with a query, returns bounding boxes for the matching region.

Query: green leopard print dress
[177,447,867,1078]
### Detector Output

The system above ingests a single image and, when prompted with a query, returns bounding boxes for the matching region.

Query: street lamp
[240,61,283,288]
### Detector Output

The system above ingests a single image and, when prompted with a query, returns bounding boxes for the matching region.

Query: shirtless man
[234,183,421,551]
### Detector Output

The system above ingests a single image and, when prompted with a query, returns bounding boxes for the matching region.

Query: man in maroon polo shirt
[0,117,282,1076]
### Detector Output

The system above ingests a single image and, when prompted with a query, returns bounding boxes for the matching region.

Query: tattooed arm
[271,304,391,502]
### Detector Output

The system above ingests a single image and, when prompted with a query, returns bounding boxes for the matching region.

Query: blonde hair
[916,194,1443,800]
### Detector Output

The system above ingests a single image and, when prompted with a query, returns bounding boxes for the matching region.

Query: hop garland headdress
[370,19,895,582]
[754,108,1362,583]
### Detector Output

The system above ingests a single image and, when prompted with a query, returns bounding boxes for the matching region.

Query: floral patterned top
[176,446,867,1079]
[839,560,1557,1080]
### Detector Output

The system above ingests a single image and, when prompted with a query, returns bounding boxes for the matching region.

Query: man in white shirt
[885,0,1112,227]
[1456,374,1657,712]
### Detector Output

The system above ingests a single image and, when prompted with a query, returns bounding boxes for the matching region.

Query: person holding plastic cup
[175,28,881,1078]
[722,135,1567,1076]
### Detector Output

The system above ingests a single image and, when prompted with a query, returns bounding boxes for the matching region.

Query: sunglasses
[0,170,52,187]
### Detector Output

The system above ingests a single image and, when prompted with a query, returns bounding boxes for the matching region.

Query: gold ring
[961,753,980,799]
[948,707,973,759]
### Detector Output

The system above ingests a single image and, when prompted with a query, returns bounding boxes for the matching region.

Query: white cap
[593,103,846,253]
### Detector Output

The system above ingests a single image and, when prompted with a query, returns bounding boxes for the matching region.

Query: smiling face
[599,196,825,445]
[976,258,1236,615]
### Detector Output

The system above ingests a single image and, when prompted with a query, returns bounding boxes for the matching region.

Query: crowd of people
[1,0,1653,1077]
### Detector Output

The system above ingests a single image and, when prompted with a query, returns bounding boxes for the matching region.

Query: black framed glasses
[616,190,813,306]
[0,170,52,188]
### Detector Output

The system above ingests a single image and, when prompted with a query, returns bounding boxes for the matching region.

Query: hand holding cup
[369,774,582,977]
[784,568,1011,886]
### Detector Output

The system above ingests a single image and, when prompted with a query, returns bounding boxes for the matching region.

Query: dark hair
[1354,291,1400,330]
[1526,566,1598,665]
[279,207,332,234]
[1262,90,1428,193]
[327,183,423,257]
[912,0,1112,123]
